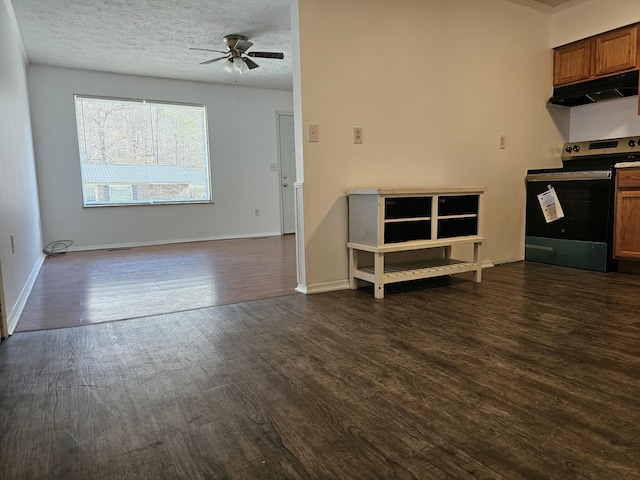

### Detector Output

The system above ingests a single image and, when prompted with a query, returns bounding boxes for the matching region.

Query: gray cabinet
[347,187,486,299]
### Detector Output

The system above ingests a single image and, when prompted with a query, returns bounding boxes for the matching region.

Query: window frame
[84,185,98,204]
[74,94,213,208]
[108,184,134,203]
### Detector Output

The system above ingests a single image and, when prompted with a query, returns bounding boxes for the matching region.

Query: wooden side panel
[348,194,380,247]
[553,40,591,86]
[593,25,638,77]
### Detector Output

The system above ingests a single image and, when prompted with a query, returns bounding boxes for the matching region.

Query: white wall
[0,0,43,334]
[27,65,294,250]
[551,0,640,142]
[551,0,640,47]
[294,0,566,289]
[570,97,640,141]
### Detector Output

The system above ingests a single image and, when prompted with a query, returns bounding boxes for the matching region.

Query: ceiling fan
[190,34,284,74]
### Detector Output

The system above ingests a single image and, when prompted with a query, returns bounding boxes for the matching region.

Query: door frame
[275,111,295,234]
[0,263,7,339]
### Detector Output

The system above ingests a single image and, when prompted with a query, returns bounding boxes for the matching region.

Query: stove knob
[565,145,573,153]
[629,140,637,147]
[573,145,580,152]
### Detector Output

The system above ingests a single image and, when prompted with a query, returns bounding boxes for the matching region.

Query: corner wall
[294,0,565,289]
[0,0,43,334]
[27,65,294,250]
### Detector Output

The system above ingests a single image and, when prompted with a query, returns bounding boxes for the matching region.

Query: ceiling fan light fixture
[194,34,283,75]
[232,57,249,74]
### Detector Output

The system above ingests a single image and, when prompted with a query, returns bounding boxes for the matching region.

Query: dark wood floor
[17,235,298,332]
[1,261,639,479]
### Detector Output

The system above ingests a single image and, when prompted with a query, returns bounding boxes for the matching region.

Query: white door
[278,114,296,234]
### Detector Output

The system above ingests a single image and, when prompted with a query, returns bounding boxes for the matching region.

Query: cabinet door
[614,190,640,259]
[593,25,638,77]
[554,39,591,86]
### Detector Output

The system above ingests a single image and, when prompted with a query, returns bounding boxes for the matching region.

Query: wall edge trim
[296,280,350,295]
[7,252,46,334]
[65,232,283,252]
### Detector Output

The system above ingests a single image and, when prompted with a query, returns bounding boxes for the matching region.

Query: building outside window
[108,185,133,202]
[74,95,211,206]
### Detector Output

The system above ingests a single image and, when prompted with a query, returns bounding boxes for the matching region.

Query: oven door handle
[526,171,612,182]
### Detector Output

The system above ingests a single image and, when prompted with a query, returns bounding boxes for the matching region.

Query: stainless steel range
[525,135,640,272]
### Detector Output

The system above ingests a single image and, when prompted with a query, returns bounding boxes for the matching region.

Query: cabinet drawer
[617,168,640,189]
[437,195,479,215]
[385,197,432,219]
[384,220,431,243]
[437,217,478,238]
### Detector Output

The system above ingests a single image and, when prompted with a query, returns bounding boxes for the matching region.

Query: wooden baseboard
[296,280,350,295]
[618,259,640,275]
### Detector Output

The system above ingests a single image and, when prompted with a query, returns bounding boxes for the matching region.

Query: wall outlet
[254,209,260,217]
[269,163,278,171]
[499,134,506,149]
[354,127,363,144]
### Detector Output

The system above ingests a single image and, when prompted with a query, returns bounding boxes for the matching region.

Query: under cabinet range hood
[549,70,639,107]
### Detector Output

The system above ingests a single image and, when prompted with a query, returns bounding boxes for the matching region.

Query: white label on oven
[537,186,565,223]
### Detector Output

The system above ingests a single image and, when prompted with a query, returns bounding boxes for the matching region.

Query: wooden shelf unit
[347,187,486,299]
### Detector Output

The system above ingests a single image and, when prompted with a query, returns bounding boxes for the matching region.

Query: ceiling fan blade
[190,47,227,54]
[243,57,260,70]
[200,56,228,65]
[247,52,284,59]
[234,39,253,53]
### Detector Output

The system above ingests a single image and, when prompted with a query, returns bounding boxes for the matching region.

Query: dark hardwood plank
[16,235,298,332]
[1,262,640,479]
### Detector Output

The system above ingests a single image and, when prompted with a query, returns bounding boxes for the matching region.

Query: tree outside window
[74,95,211,206]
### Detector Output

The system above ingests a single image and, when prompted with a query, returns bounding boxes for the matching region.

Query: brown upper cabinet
[553,23,640,88]
[554,39,591,86]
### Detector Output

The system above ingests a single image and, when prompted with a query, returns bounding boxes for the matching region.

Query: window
[84,186,98,203]
[109,185,133,202]
[74,95,211,206]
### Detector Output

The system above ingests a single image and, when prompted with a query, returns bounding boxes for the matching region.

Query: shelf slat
[437,213,477,220]
[348,236,484,253]
[353,258,479,285]
[384,217,431,223]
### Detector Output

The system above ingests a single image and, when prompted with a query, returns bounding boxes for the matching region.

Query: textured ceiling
[10,0,575,92]
[10,0,293,91]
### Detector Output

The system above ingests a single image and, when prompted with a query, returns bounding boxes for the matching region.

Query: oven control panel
[562,136,640,160]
